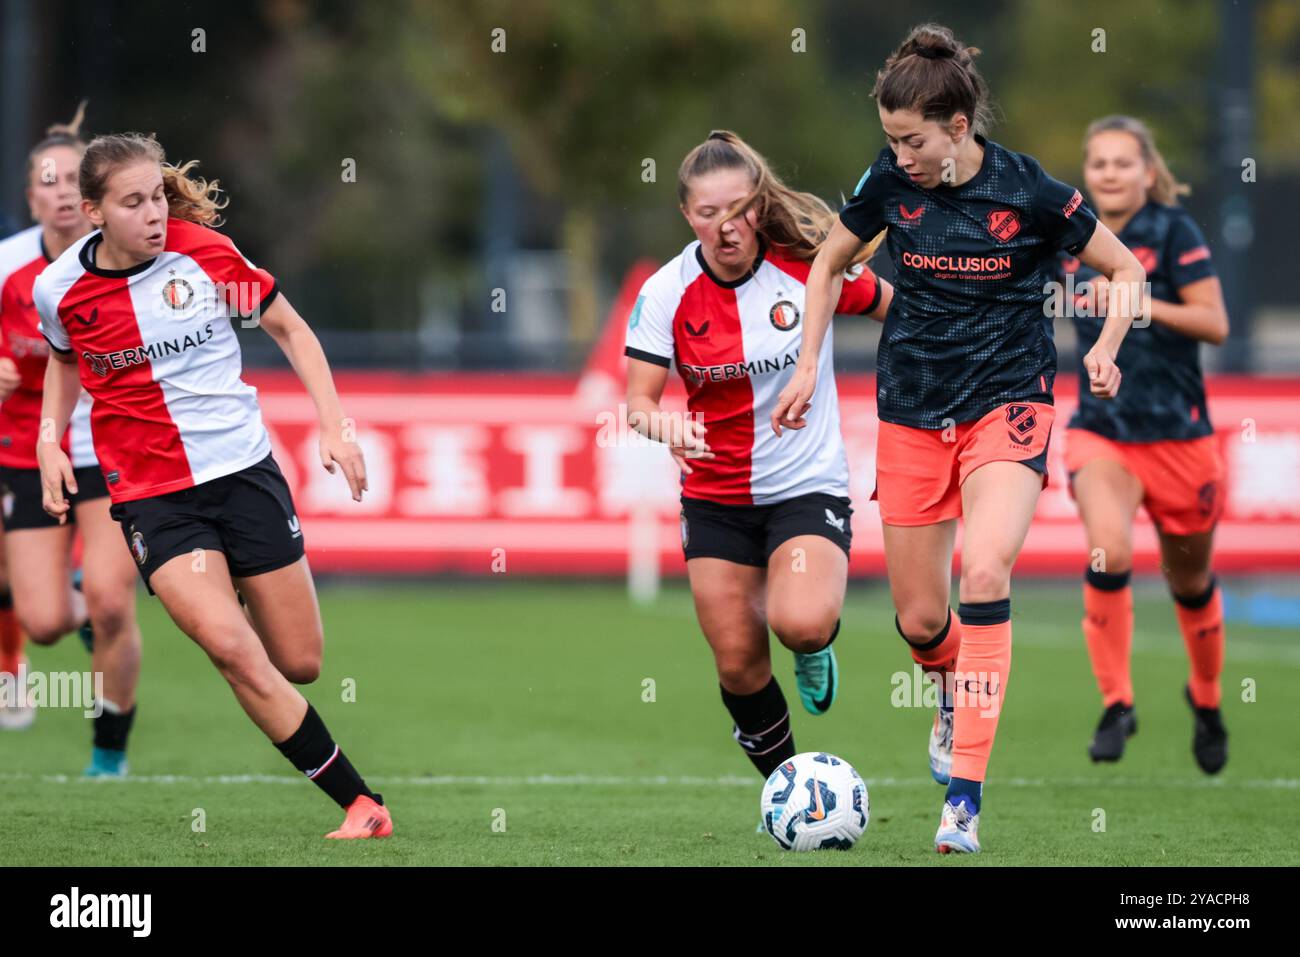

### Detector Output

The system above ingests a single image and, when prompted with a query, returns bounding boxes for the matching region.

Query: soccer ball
[759,751,869,851]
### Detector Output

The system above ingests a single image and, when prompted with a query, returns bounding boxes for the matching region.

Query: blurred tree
[414,0,862,353]
[208,1,483,339]
[1258,0,1300,168]
[995,0,1216,184]
[26,0,1286,364]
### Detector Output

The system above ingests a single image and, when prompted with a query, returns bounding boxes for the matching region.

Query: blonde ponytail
[160,159,227,226]
[25,99,90,182]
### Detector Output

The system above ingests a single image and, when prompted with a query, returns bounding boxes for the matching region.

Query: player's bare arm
[258,294,368,502]
[35,346,80,522]
[625,355,713,476]
[1147,276,1229,344]
[771,221,871,435]
[1076,223,1145,399]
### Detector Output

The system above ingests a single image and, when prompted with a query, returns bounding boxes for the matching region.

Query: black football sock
[720,676,795,778]
[274,703,379,809]
[93,701,135,752]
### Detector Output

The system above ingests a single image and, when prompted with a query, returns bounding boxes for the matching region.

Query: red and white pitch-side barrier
[249,368,1300,576]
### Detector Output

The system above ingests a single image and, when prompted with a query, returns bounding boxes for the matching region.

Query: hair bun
[914,44,956,60]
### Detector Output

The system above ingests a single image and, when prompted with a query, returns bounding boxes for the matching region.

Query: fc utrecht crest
[985,209,1021,242]
[1005,404,1036,445]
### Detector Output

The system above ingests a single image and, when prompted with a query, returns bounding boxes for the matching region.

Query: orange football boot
[326,794,393,839]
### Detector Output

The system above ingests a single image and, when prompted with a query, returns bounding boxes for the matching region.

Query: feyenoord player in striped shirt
[0,105,143,770]
[625,131,890,785]
[1065,117,1230,773]
[34,133,391,838]
[774,24,1145,853]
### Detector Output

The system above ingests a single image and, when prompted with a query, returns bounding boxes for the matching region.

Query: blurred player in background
[625,130,890,782]
[1064,115,1230,774]
[774,23,1146,853]
[0,104,143,775]
[34,132,391,839]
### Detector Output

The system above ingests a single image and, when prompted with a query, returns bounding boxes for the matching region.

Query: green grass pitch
[1,579,1296,866]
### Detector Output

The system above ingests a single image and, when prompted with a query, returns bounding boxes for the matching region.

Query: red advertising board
[251,370,1300,576]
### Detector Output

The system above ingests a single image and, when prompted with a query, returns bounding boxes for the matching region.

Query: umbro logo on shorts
[824,508,845,533]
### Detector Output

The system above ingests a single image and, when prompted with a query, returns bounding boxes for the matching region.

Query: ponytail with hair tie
[25,99,91,185]
[46,98,89,138]
[676,129,884,267]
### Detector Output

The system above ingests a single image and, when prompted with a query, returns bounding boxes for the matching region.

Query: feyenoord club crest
[1005,404,1036,445]
[130,530,148,565]
[769,300,800,331]
[161,275,195,311]
[985,209,1021,242]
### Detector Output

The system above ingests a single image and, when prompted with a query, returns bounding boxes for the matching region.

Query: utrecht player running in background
[34,133,391,838]
[0,104,143,770]
[1064,116,1230,773]
[625,131,890,783]
[773,24,1145,853]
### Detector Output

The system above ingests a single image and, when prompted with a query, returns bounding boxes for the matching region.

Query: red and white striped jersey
[625,240,880,505]
[34,218,278,503]
[0,226,94,469]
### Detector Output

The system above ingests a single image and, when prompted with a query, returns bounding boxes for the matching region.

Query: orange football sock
[1082,569,1134,707]
[1174,579,1224,709]
[896,610,962,705]
[950,601,1012,783]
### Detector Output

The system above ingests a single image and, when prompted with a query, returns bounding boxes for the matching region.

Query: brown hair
[79,132,228,226]
[677,130,882,265]
[872,23,993,136]
[1084,115,1190,206]
[26,99,89,183]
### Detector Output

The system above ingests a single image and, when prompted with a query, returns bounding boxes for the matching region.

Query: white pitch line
[0,771,1295,789]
